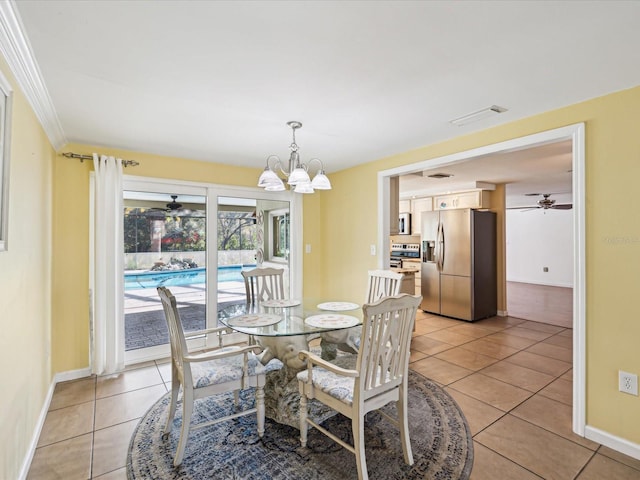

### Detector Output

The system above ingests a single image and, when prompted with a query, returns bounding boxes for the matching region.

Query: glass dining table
[218,298,363,427]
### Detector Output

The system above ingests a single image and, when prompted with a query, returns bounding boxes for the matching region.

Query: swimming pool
[124,265,255,290]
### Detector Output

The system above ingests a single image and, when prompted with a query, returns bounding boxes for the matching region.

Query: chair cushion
[191,348,266,389]
[297,368,355,405]
[264,358,284,373]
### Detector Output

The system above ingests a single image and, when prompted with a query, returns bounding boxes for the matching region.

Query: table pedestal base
[263,366,337,429]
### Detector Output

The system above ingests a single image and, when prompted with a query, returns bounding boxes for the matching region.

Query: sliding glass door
[119,179,299,365]
[123,188,208,363]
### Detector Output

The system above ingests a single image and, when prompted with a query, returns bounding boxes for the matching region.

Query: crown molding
[0,0,66,149]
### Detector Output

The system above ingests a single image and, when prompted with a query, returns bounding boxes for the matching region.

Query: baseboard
[55,367,92,383]
[18,367,92,479]
[17,378,56,480]
[585,425,640,461]
[497,310,507,317]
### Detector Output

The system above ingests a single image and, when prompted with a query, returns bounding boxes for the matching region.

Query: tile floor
[27,312,640,479]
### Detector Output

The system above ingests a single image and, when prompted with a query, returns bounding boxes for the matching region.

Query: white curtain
[91,154,125,375]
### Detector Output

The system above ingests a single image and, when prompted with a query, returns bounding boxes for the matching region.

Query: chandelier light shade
[257,121,332,194]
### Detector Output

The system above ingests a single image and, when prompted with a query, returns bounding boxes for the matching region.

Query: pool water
[124,265,255,290]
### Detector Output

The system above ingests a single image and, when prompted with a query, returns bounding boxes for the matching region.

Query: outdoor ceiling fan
[150,195,183,212]
[145,195,186,216]
[508,193,572,212]
[144,195,207,218]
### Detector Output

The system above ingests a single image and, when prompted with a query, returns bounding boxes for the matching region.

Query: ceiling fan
[149,195,183,213]
[513,193,572,211]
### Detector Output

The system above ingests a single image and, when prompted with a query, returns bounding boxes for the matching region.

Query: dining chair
[297,294,422,480]
[337,269,405,354]
[157,286,267,466]
[366,269,403,302]
[241,266,286,304]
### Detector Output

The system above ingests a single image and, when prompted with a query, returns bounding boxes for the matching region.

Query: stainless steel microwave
[398,212,411,235]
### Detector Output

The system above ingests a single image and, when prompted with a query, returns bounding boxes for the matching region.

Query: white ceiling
[9,1,640,199]
[400,139,573,207]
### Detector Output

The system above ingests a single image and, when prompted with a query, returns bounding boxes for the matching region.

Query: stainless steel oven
[390,242,420,268]
[389,257,403,268]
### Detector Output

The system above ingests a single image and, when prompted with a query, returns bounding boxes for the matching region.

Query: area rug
[127,370,473,479]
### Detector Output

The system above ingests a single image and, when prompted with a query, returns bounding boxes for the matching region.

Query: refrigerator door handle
[439,222,445,270]
[434,223,439,270]
[435,222,443,271]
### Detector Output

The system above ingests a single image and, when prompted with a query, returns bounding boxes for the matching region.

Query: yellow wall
[0,58,54,478]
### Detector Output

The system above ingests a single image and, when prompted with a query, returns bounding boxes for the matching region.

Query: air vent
[450,105,508,126]
[427,173,453,179]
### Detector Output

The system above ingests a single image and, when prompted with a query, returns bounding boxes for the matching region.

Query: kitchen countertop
[390,267,418,274]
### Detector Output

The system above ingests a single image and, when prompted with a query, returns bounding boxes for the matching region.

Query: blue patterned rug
[127,370,473,479]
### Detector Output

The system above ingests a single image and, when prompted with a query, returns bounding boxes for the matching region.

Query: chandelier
[257,121,332,194]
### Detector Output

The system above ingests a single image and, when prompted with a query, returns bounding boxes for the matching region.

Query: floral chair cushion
[190,347,267,389]
[297,367,356,405]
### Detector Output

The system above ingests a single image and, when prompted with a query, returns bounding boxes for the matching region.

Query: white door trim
[377,122,586,436]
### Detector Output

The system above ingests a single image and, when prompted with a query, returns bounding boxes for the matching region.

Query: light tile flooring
[28,313,640,479]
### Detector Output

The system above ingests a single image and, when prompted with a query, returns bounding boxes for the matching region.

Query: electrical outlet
[543,267,549,272]
[619,371,638,396]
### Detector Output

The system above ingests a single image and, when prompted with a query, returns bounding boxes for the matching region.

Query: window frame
[268,208,290,263]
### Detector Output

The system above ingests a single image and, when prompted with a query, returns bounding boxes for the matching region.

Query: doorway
[119,179,298,365]
[505,203,573,328]
[377,123,586,435]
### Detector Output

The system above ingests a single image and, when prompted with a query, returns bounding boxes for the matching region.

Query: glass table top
[218,298,363,337]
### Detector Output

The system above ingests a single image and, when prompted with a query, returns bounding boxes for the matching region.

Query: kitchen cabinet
[402,259,421,296]
[410,197,432,235]
[390,268,416,295]
[399,200,411,213]
[433,190,491,211]
[400,272,415,295]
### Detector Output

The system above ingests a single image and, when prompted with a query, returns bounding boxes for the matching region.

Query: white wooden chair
[157,286,267,466]
[366,269,403,302]
[338,269,404,353]
[297,294,422,480]
[241,267,286,304]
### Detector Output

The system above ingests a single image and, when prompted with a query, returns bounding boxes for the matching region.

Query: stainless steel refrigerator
[421,208,496,321]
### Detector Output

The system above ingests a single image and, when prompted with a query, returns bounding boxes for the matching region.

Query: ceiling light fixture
[449,105,508,127]
[257,121,332,194]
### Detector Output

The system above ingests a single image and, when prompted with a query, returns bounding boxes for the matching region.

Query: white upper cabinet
[410,197,432,235]
[433,190,491,211]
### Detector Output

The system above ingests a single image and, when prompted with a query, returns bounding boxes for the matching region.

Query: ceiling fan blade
[553,204,573,210]
[506,206,539,211]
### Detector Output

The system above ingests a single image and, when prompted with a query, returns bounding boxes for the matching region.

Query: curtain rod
[61,152,140,168]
